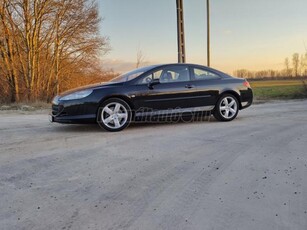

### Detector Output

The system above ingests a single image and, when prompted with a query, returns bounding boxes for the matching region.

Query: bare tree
[0,0,21,102]
[284,58,291,77]
[300,54,307,76]
[233,69,253,78]
[136,46,145,68]
[0,0,109,102]
[292,53,300,77]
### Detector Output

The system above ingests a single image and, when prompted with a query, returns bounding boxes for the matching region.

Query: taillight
[243,80,251,88]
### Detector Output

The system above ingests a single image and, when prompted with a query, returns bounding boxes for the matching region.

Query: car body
[50,63,253,131]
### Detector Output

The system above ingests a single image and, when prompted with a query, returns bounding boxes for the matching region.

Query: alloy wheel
[219,96,238,119]
[101,102,128,129]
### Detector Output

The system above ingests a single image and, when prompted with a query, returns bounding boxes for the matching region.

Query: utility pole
[206,0,210,67]
[176,0,186,63]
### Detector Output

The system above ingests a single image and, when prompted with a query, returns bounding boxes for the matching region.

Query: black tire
[213,94,239,122]
[97,98,132,132]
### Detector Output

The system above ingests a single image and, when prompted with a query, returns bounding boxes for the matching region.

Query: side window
[153,70,163,80]
[137,66,190,84]
[193,68,220,80]
[138,70,163,84]
[160,66,190,83]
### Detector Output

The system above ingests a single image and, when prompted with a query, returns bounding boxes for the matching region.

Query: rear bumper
[240,88,253,109]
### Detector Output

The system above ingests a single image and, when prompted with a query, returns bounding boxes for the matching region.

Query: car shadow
[127,115,220,131]
[49,115,223,133]
[50,123,102,133]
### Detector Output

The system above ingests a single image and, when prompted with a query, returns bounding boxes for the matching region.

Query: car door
[131,65,198,111]
[190,66,222,107]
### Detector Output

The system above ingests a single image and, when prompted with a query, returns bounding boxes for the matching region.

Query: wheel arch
[96,95,135,117]
[219,90,242,109]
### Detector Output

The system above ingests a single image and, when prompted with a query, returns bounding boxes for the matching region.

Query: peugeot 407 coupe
[50,63,253,131]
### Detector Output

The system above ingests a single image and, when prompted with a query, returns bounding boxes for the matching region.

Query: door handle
[185,84,195,89]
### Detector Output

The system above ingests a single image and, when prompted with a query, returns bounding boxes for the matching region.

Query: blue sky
[98,0,307,73]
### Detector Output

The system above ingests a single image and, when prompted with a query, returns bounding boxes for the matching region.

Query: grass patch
[250,80,303,88]
[250,79,307,100]
[0,101,49,111]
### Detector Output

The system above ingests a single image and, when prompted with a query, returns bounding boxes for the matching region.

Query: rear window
[193,68,220,80]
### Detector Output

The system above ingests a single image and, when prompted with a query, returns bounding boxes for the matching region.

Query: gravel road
[0,100,307,230]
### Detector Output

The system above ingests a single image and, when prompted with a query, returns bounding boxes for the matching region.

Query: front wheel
[213,94,239,121]
[97,98,132,132]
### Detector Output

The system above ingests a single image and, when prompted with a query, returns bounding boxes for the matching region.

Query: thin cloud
[223,30,232,35]
[101,59,154,73]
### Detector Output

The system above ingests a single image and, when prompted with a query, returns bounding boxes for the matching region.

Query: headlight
[60,89,93,101]
[52,96,60,104]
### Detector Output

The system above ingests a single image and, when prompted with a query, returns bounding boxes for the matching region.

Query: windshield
[110,65,158,83]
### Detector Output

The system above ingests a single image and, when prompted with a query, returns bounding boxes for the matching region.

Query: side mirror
[148,79,160,89]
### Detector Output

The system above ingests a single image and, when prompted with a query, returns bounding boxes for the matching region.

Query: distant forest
[234,52,307,79]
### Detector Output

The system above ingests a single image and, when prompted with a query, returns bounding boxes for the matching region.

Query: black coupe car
[50,63,253,131]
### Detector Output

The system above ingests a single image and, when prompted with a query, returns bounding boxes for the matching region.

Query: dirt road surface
[1,100,307,230]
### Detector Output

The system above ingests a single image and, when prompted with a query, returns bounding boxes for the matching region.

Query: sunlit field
[250,79,307,100]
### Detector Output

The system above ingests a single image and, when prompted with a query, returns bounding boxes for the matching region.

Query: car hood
[59,81,123,97]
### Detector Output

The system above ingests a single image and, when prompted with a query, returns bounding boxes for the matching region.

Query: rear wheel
[213,94,239,121]
[97,98,132,132]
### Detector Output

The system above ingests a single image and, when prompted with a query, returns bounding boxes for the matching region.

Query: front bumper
[49,113,96,124]
[50,101,98,124]
[49,114,54,122]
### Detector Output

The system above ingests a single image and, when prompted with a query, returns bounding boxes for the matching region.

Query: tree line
[234,52,307,79]
[0,0,110,103]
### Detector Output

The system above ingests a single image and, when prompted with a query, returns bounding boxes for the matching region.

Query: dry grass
[0,101,49,111]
